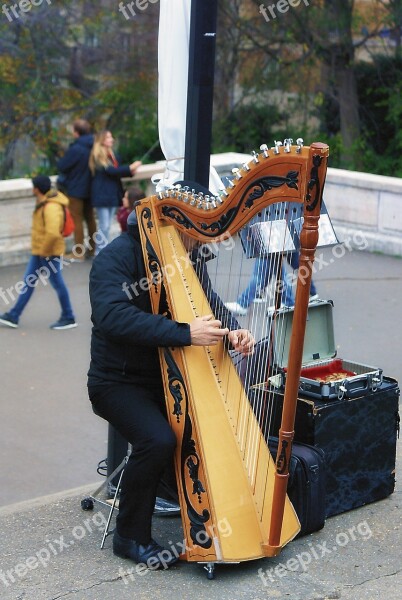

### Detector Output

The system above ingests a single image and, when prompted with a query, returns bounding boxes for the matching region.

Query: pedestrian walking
[0,176,77,330]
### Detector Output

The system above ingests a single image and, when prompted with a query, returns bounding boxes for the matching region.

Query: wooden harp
[136,141,329,570]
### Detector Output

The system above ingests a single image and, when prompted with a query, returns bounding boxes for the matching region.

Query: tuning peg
[273,141,283,155]
[252,150,259,164]
[227,179,235,188]
[232,167,242,180]
[260,144,269,158]
[284,138,293,153]
[296,138,304,153]
[242,162,251,171]
[204,195,211,210]
[172,184,182,199]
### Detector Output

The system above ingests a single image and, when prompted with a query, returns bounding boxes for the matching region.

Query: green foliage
[0,1,160,178]
[94,77,160,164]
[1,0,401,180]
[355,56,402,176]
[212,103,287,154]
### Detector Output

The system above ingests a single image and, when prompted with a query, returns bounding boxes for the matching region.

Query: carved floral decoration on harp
[306,155,324,212]
[139,205,214,550]
[161,169,300,237]
[164,347,212,549]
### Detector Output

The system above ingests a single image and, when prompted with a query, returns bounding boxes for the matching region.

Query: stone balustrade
[0,153,401,266]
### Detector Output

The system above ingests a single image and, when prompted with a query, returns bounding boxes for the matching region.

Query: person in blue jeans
[225,254,318,317]
[225,256,294,316]
[89,130,141,255]
[0,176,77,330]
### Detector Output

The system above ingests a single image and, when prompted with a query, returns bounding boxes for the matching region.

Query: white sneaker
[309,294,319,303]
[267,303,293,316]
[224,302,248,317]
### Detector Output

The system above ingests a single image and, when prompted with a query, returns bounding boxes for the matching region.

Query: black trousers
[88,381,176,544]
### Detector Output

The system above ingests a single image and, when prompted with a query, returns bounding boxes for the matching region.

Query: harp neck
[141,142,329,243]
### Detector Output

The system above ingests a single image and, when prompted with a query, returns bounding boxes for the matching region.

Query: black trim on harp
[139,207,171,316]
[163,348,212,549]
[244,172,299,207]
[161,170,299,237]
[306,155,324,212]
[277,440,289,475]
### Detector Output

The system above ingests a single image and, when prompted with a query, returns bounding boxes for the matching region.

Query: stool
[81,445,132,549]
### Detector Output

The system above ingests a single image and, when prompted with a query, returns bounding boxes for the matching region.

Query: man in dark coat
[87,211,254,569]
[57,119,96,258]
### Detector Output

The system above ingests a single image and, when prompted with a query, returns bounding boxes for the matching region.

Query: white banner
[156,0,223,194]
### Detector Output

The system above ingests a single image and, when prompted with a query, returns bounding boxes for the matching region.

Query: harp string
[188,199,297,499]
[246,201,290,488]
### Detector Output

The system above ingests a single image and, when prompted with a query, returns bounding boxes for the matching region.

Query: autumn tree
[214,0,400,171]
[0,0,160,178]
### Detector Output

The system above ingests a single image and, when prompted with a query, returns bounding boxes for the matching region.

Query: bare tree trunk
[324,0,361,167]
[337,63,361,167]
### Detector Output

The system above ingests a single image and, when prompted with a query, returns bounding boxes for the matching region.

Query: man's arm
[90,245,191,347]
[89,242,230,349]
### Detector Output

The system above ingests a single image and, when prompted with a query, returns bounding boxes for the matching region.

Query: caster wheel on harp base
[81,497,94,511]
[203,563,215,580]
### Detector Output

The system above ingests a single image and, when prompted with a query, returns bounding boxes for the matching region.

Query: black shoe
[49,318,77,330]
[113,531,179,568]
[153,497,181,517]
[0,313,18,328]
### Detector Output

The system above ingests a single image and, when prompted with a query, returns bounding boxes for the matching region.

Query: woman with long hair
[89,130,141,254]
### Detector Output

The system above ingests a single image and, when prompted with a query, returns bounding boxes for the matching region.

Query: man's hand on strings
[228,329,255,356]
[190,315,229,346]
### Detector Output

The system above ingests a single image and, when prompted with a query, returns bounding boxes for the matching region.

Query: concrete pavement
[0,246,401,599]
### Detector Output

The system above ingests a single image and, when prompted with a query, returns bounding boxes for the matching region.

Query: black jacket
[90,157,131,208]
[88,224,239,386]
[57,134,94,200]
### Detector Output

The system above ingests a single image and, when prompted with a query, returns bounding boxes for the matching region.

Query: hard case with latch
[271,299,383,401]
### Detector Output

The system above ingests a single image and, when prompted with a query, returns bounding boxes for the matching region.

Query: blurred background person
[117,186,145,232]
[57,119,96,261]
[89,130,141,255]
[0,176,77,330]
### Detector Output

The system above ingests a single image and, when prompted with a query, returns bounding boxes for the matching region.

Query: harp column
[268,143,330,549]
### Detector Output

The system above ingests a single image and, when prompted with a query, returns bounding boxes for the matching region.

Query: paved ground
[1,244,400,508]
[0,243,401,599]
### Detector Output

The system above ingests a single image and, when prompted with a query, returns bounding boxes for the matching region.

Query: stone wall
[0,155,401,266]
[324,167,402,257]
